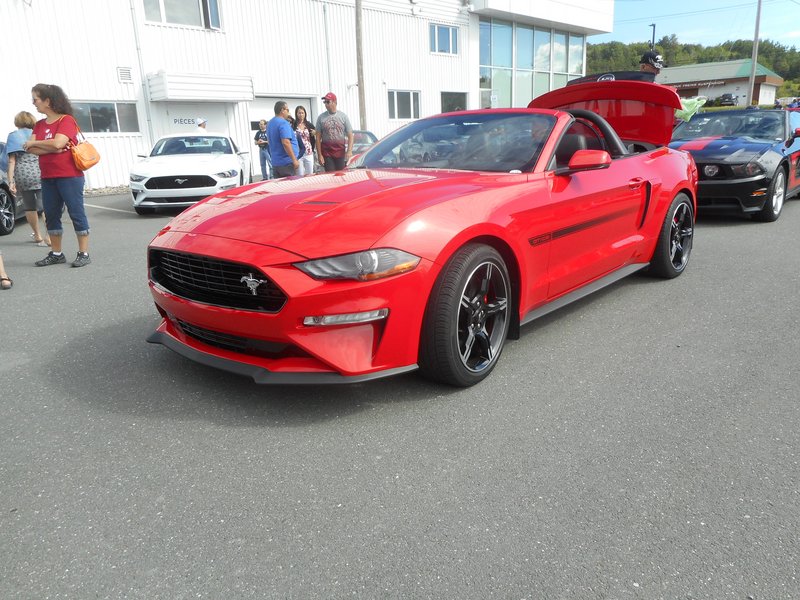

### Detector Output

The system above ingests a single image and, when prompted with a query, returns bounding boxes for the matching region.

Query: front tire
[419,244,511,387]
[0,187,16,236]
[649,193,694,278]
[753,167,785,222]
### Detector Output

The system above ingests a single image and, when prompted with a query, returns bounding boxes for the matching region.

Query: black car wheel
[753,167,786,223]
[419,244,511,387]
[0,187,16,236]
[649,193,694,278]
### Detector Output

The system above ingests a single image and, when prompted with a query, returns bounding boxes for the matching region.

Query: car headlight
[730,161,764,177]
[130,173,146,182]
[294,249,420,281]
[216,170,238,178]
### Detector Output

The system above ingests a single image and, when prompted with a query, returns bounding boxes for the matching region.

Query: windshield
[673,111,785,142]
[151,136,233,156]
[352,112,556,172]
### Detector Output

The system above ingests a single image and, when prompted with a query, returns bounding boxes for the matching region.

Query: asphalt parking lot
[1,192,799,599]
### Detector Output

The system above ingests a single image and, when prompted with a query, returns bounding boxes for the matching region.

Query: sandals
[0,277,12,290]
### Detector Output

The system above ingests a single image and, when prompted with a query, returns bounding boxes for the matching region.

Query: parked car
[351,130,378,155]
[146,80,697,387]
[130,133,250,215]
[670,108,800,221]
[0,141,26,236]
[718,93,738,106]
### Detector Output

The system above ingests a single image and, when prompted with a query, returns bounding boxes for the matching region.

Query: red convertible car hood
[163,169,493,258]
[529,80,682,147]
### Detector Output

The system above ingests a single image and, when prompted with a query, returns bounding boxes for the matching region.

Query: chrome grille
[149,249,286,312]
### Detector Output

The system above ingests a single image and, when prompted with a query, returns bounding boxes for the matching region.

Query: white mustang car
[130,133,250,215]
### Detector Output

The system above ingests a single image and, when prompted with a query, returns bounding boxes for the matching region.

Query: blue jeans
[259,147,272,180]
[42,176,89,236]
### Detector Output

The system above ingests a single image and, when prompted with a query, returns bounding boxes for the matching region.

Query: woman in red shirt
[23,83,91,268]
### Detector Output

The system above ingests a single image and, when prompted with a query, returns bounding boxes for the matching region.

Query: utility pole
[355,0,367,130]
[747,0,762,106]
[649,24,656,49]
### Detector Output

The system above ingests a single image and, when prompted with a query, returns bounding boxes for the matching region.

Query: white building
[1,0,613,189]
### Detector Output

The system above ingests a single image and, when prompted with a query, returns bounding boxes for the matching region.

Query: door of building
[248,97,313,179]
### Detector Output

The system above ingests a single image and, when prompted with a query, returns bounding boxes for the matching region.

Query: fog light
[303,308,389,326]
[703,165,720,177]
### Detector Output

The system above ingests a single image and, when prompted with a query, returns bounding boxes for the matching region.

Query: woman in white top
[293,107,316,177]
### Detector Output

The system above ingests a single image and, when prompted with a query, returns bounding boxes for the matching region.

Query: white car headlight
[130,173,146,182]
[294,249,420,281]
[216,170,238,178]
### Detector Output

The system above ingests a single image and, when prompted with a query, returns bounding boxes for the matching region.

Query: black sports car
[670,109,800,221]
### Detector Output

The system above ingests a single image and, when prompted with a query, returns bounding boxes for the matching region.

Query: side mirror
[561,149,612,173]
[794,127,800,139]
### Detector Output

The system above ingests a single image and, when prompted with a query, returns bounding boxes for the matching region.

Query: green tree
[587,37,799,81]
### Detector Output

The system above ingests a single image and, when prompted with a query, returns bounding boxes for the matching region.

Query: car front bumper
[147,231,435,383]
[696,174,770,214]
[131,177,238,208]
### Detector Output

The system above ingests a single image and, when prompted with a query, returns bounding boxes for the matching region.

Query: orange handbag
[69,121,101,171]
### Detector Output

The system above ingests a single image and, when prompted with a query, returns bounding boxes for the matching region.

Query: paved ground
[1,193,799,599]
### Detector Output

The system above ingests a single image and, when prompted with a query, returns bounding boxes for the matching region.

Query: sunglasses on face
[323,100,331,104]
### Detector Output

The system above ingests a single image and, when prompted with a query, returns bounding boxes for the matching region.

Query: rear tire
[753,167,785,222]
[134,206,156,215]
[419,244,511,387]
[648,193,694,279]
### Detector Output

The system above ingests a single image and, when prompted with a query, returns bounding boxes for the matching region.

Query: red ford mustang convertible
[147,81,698,387]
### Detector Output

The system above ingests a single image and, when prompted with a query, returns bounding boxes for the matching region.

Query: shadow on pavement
[48,314,456,427]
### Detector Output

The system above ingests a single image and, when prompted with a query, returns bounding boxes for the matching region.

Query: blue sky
[590,0,800,47]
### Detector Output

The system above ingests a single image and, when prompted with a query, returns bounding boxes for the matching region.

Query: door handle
[628,177,645,190]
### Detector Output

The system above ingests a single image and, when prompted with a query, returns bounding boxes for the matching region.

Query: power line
[615,0,782,24]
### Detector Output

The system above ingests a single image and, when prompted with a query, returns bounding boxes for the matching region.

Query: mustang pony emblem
[240,274,267,295]
[174,178,188,184]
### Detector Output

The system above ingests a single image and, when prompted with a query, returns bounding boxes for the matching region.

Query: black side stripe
[527,206,638,246]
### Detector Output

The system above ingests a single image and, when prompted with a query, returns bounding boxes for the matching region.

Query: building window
[144,0,221,29]
[388,91,420,119]
[441,92,467,113]
[73,102,140,133]
[552,31,568,73]
[569,34,584,74]
[430,24,458,54]
[479,18,584,107]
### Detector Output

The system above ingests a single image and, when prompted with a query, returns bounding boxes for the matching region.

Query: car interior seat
[163,139,186,154]
[211,140,225,153]
[555,134,587,168]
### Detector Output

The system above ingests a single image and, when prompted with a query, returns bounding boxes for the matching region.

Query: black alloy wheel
[649,193,694,278]
[0,187,16,236]
[419,244,511,387]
